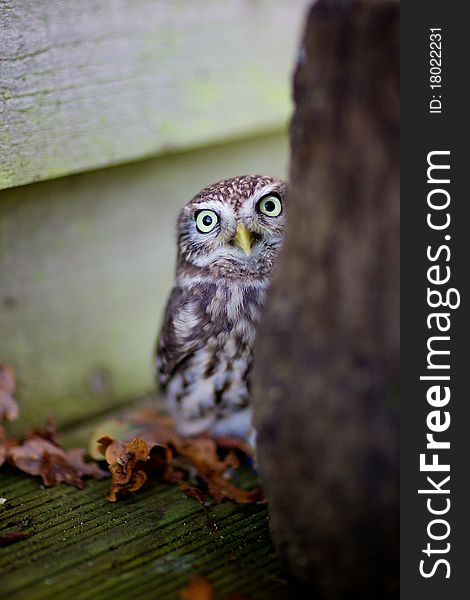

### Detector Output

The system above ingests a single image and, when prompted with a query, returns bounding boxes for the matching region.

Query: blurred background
[0,1,308,432]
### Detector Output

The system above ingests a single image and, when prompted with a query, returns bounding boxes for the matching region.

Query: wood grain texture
[0,133,288,433]
[0,0,306,190]
[0,415,288,600]
[253,0,399,597]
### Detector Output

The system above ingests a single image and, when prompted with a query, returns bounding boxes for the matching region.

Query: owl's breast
[173,280,266,342]
[161,279,269,437]
[208,281,266,335]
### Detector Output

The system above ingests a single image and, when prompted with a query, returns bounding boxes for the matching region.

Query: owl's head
[176,175,287,278]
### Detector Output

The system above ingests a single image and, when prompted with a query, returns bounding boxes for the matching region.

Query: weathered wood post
[252,0,399,597]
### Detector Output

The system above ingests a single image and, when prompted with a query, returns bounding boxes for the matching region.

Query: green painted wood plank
[0,0,307,190]
[0,408,289,598]
[0,470,289,600]
[0,133,288,434]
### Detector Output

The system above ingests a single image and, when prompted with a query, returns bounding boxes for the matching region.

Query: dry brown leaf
[93,409,262,505]
[26,416,58,445]
[179,575,214,600]
[90,409,177,458]
[0,369,109,490]
[214,436,254,458]
[173,438,261,504]
[176,480,207,505]
[205,478,263,505]
[0,366,19,422]
[98,436,173,501]
[175,438,239,474]
[8,437,108,488]
[5,420,108,488]
[100,437,149,501]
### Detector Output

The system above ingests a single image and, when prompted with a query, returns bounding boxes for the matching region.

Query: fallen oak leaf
[108,468,147,502]
[148,443,174,482]
[174,438,240,474]
[147,442,173,470]
[173,438,262,505]
[0,391,108,489]
[205,477,263,505]
[62,448,110,482]
[89,416,151,461]
[214,436,254,459]
[177,480,208,506]
[99,437,148,501]
[89,409,177,459]
[0,366,19,422]
[93,408,261,504]
[179,575,214,600]
[25,415,58,445]
[98,437,173,501]
[8,438,108,488]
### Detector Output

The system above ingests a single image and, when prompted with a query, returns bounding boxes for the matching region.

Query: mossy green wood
[0,475,288,600]
[0,418,289,600]
[0,133,288,433]
[0,0,306,190]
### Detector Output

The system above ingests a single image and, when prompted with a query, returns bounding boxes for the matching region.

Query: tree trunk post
[252,1,399,597]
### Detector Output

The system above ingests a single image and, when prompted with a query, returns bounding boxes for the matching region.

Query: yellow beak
[234,222,252,256]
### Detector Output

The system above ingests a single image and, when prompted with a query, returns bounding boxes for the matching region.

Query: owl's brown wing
[155,285,200,388]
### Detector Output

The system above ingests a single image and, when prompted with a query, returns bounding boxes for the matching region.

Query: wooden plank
[0,0,306,190]
[253,0,399,596]
[0,411,288,599]
[0,474,287,600]
[0,133,288,433]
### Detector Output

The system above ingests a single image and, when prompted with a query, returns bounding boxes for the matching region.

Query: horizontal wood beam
[0,0,306,190]
[1,411,285,599]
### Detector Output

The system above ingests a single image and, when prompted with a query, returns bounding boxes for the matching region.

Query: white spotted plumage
[156,175,287,439]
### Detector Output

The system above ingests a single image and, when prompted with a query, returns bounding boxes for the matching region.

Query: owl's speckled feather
[156,175,287,439]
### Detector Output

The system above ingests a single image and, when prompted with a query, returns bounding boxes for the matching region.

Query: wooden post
[252,1,399,597]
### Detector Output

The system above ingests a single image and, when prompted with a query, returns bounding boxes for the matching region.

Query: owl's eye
[195,209,219,233]
[257,193,282,217]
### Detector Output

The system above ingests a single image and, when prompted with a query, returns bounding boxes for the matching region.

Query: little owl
[156,175,287,441]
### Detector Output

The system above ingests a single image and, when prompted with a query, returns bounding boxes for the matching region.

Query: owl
[156,175,287,441]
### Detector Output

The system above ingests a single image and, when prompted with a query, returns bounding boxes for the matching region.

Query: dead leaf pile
[7,422,108,488]
[0,365,261,505]
[0,366,108,488]
[93,409,262,505]
[174,437,262,504]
